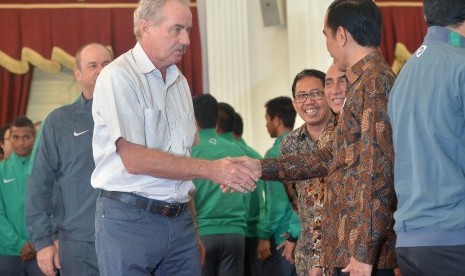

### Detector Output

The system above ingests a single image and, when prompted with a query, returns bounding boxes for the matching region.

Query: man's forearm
[260,147,332,181]
[117,138,258,192]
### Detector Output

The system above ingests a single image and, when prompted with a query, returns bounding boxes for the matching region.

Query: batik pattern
[262,51,397,268]
[280,119,335,275]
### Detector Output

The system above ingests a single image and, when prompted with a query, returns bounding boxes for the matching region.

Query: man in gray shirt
[26,43,112,276]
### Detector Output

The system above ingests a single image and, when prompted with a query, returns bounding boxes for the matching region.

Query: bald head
[325,63,347,114]
[74,43,113,99]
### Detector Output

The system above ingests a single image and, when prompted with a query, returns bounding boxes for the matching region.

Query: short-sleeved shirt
[92,42,197,203]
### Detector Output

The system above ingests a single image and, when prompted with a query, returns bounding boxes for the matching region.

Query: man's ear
[336,26,348,47]
[273,116,282,127]
[74,67,81,82]
[140,19,150,37]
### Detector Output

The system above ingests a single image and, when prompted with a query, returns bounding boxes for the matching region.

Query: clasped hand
[212,156,262,193]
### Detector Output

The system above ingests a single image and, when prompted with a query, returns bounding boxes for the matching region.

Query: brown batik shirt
[261,51,397,268]
[280,118,336,275]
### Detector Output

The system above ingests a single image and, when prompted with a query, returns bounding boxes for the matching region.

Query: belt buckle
[171,204,182,217]
[161,203,182,217]
[161,205,171,216]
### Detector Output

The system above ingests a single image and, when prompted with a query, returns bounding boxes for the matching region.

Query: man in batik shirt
[236,1,397,275]
[281,69,335,276]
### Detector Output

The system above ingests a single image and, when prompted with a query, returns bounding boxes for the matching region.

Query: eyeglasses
[294,90,325,103]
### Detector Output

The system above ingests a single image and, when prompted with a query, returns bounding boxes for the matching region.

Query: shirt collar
[133,42,155,74]
[79,94,93,107]
[345,50,384,86]
[132,42,180,85]
[9,152,31,164]
[298,124,312,141]
[198,128,218,139]
[298,115,336,142]
[219,132,235,142]
[425,26,465,48]
[274,131,289,146]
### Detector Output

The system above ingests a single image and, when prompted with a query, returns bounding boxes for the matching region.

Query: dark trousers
[201,234,245,276]
[58,240,99,276]
[396,245,465,276]
[0,255,42,276]
[244,237,262,276]
[334,268,394,276]
[261,239,296,276]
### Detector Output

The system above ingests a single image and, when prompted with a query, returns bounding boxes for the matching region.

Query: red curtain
[377,0,427,65]
[0,1,202,127]
[0,68,32,125]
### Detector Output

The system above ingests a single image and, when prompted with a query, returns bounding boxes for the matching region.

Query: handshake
[208,156,262,193]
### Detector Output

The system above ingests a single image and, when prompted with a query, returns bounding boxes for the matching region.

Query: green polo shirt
[0,153,31,256]
[221,132,265,238]
[192,129,247,236]
[258,132,300,245]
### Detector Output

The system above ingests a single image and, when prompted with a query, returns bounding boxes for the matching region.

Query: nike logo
[3,178,14,184]
[73,130,90,137]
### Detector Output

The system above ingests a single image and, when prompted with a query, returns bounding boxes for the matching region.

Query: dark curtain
[0,1,202,127]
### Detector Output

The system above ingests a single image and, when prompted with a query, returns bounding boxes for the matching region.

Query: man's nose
[181,30,190,46]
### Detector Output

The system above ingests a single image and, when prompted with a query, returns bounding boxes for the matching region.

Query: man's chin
[172,57,183,65]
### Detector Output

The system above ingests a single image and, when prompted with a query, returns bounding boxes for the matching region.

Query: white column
[287,0,333,79]
[204,0,253,144]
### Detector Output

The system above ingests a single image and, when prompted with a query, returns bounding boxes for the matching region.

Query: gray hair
[133,0,190,39]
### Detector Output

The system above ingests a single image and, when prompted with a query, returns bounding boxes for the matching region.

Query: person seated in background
[0,116,41,276]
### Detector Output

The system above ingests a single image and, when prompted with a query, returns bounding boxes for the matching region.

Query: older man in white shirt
[91,0,257,275]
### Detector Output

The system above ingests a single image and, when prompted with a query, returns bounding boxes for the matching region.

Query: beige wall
[198,0,333,155]
[26,67,80,123]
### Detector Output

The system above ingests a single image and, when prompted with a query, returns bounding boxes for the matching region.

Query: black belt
[101,190,188,218]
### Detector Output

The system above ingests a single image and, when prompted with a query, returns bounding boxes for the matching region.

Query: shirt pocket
[144,108,171,151]
[180,111,197,154]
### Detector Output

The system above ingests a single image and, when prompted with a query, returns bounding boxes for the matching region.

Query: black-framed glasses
[294,90,325,103]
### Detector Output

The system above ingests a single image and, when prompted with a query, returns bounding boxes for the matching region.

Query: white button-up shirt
[91,42,196,203]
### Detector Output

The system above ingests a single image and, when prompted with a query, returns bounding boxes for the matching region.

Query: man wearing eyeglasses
[280,69,335,276]
[0,116,41,276]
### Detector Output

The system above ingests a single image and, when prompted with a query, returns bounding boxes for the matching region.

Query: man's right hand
[210,157,260,193]
[37,241,61,276]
